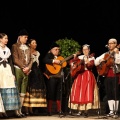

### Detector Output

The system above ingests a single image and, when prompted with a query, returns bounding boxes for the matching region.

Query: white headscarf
[108,38,117,44]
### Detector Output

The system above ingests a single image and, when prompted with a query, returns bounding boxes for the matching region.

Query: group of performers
[0,28,120,119]
[43,38,120,119]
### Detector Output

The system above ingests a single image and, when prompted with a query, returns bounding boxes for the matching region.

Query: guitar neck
[78,60,84,65]
[61,54,74,63]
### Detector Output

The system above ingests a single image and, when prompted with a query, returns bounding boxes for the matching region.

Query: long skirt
[68,70,99,110]
[0,88,21,110]
[23,89,47,107]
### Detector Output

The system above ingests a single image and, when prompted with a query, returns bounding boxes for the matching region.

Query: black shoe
[57,111,63,115]
[0,116,3,119]
[25,113,30,116]
[47,112,52,116]
[20,113,26,117]
[0,115,3,118]
[15,114,23,118]
[29,112,35,116]
[1,114,9,119]
[0,116,9,119]
[84,113,88,118]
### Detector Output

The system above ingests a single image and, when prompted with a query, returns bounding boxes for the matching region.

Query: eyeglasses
[108,42,115,45]
[83,49,89,50]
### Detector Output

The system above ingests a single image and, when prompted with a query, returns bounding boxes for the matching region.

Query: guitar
[96,44,120,76]
[46,51,80,74]
[70,53,95,77]
[70,58,84,78]
[96,52,115,76]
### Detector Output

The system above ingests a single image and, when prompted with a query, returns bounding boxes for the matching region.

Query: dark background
[0,0,120,58]
[0,0,119,112]
[0,1,120,84]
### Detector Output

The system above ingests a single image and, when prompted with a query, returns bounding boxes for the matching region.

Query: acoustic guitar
[70,53,95,77]
[70,58,84,78]
[96,44,120,76]
[46,51,80,74]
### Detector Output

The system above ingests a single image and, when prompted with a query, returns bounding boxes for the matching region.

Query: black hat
[18,29,29,36]
[50,42,60,49]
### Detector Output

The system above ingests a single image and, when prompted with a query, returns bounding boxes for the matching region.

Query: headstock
[117,44,120,49]
[75,50,81,56]
[90,53,95,57]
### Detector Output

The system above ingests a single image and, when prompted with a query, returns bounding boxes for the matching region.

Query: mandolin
[46,51,81,74]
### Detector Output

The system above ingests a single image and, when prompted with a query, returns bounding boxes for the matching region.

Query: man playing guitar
[95,38,120,118]
[43,42,63,116]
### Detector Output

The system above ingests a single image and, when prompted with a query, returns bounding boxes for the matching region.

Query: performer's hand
[53,59,61,64]
[23,67,30,74]
[25,70,31,75]
[99,58,104,63]
[114,48,119,54]
[71,63,77,69]
[85,59,90,64]
[73,54,77,58]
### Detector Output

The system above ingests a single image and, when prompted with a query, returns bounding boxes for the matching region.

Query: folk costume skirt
[0,88,21,110]
[23,89,47,107]
[68,70,99,110]
[23,62,47,107]
[0,64,21,111]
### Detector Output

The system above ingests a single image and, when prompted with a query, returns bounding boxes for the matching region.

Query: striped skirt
[23,89,47,107]
[0,88,21,110]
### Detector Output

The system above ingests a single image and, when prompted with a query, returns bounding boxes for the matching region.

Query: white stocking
[19,95,25,114]
[113,100,119,112]
[108,100,114,113]
[15,110,20,115]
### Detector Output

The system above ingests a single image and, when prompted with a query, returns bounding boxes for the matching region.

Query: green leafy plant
[56,37,81,77]
[56,37,81,58]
